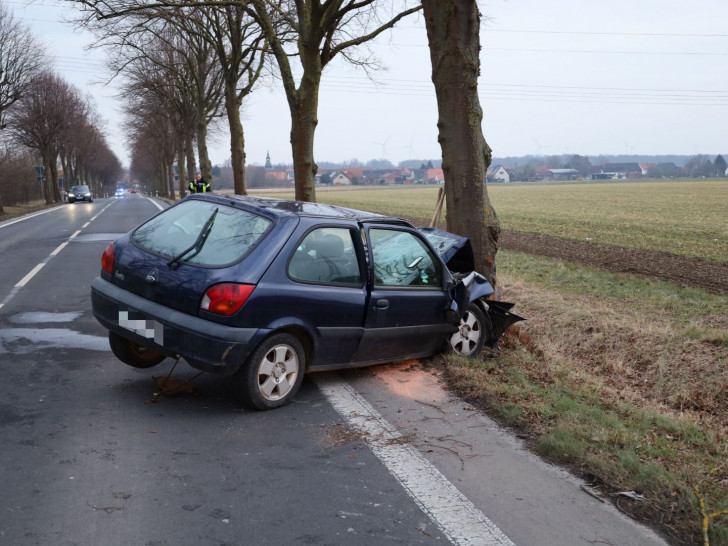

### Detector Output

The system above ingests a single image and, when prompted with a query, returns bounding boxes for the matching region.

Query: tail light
[201,283,255,316]
[101,242,114,274]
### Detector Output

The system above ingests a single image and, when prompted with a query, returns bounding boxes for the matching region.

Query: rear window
[132,199,272,266]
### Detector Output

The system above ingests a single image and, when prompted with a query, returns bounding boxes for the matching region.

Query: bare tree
[421,0,499,285]
[0,2,46,130]
[95,14,225,186]
[183,4,267,195]
[7,71,75,203]
[249,0,422,202]
[124,90,179,198]
[0,145,40,213]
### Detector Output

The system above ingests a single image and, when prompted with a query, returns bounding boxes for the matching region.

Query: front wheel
[234,333,305,410]
[448,302,488,358]
[109,331,166,369]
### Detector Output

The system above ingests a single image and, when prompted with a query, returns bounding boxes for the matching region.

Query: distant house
[330,172,351,186]
[548,168,579,181]
[425,168,445,184]
[592,162,644,180]
[488,165,510,183]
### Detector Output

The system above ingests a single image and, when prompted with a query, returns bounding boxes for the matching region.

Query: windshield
[71,186,90,193]
[132,200,272,267]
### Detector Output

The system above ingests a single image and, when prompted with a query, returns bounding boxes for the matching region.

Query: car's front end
[68,185,93,203]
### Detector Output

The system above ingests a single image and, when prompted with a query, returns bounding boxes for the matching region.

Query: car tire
[69,198,75,203]
[448,302,488,358]
[109,331,166,369]
[234,333,306,410]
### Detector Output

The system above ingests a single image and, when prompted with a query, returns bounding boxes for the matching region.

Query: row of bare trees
[0,1,122,213]
[70,0,501,285]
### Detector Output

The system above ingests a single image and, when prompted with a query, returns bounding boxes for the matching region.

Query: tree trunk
[195,114,212,184]
[49,160,61,202]
[177,143,187,198]
[225,83,247,195]
[167,160,176,200]
[289,73,319,202]
[42,159,53,205]
[185,135,196,187]
[422,0,500,287]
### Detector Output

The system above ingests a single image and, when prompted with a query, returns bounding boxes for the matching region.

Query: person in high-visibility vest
[188,172,211,194]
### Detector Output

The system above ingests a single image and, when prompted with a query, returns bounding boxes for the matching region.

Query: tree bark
[422,0,500,287]
[289,73,319,202]
[185,134,196,186]
[177,143,187,198]
[195,114,212,184]
[225,81,247,195]
[166,159,176,200]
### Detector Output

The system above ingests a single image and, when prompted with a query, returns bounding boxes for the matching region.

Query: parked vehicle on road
[91,194,523,409]
[68,185,93,203]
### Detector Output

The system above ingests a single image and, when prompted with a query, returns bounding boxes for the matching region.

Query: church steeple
[265,150,272,170]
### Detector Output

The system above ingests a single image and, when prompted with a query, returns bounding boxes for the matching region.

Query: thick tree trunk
[289,73,319,202]
[422,0,500,287]
[225,84,247,195]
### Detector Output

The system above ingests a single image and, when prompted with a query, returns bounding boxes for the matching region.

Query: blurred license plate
[118,310,163,343]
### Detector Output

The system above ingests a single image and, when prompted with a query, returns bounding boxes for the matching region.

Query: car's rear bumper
[91,276,264,375]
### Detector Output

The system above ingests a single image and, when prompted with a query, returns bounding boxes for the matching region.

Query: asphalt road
[0,195,669,546]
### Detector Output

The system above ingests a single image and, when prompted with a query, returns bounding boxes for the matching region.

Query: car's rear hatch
[109,198,288,317]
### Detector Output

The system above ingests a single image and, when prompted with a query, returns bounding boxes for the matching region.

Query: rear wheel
[109,331,166,369]
[448,302,487,358]
[234,333,305,410]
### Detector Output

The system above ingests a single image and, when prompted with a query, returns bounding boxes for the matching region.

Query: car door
[353,225,455,364]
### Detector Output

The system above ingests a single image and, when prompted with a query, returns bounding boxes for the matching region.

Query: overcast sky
[10,0,728,167]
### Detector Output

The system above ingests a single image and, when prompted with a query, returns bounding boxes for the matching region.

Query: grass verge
[0,200,60,222]
[437,249,728,544]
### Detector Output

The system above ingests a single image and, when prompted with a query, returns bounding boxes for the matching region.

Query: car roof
[189,193,413,226]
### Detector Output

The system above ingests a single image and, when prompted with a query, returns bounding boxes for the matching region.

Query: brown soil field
[500,230,728,295]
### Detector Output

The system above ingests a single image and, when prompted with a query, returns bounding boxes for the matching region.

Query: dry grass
[439,251,728,544]
[0,199,55,221]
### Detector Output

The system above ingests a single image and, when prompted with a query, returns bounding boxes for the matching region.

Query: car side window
[288,227,362,285]
[369,228,442,287]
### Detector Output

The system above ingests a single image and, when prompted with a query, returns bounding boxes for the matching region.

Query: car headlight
[68,193,75,197]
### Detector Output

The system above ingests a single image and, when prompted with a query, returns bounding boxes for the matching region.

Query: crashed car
[91,194,523,410]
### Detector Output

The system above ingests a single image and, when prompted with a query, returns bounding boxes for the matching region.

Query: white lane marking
[315,374,516,546]
[0,207,63,229]
[15,263,46,288]
[82,222,90,228]
[146,197,165,211]
[0,201,114,312]
[51,242,69,256]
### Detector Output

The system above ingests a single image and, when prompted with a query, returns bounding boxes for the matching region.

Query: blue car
[91,194,522,410]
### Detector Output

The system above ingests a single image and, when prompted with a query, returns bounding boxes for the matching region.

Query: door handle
[375,299,389,309]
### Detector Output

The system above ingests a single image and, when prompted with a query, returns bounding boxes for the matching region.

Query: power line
[486,28,728,38]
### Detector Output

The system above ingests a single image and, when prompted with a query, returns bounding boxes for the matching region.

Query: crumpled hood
[419,227,475,273]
